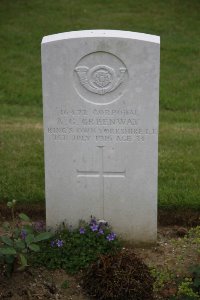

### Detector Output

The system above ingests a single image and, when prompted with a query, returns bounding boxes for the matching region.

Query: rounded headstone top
[42,30,160,45]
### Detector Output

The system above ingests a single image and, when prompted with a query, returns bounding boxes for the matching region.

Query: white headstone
[42,30,160,244]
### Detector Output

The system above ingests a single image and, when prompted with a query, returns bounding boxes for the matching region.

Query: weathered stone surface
[42,30,160,243]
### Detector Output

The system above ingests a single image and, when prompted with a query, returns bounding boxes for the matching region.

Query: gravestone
[42,30,160,244]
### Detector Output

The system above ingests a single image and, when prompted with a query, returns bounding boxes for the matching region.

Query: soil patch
[0,267,88,300]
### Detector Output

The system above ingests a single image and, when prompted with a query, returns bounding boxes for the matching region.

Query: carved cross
[77,146,126,218]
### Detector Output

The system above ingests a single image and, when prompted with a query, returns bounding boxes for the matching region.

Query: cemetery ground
[1,215,200,300]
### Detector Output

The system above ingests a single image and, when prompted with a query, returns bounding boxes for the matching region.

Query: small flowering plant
[80,216,117,242]
[51,239,64,248]
[33,216,121,274]
[0,200,52,276]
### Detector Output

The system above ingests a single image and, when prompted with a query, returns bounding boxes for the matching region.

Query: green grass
[159,111,200,209]
[0,0,200,209]
[0,115,44,202]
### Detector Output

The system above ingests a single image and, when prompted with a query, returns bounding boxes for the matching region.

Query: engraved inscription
[74,51,128,105]
[47,106,157,143]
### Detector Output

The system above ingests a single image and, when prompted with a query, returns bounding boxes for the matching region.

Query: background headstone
[42,30,160,244]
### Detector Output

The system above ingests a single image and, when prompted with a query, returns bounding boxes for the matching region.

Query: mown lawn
[0,0,199,209]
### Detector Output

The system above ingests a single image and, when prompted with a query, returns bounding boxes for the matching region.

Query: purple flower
[50,240,55,247]
[106,232,116,241]
[90,224,98,232]
[79,227,85,234]
[56,239,64,247]
[33,221,45,232]
[98,228,104,235]
[90,217,97,226]
[21,229,27,240]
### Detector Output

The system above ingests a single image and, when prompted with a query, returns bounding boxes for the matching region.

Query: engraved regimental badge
[74,51,128,105]
[75,65,126,95]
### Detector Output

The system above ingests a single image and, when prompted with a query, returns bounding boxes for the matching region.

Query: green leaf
[15,239,26,250]
[22,225,33,235]
[193,278,200,288]
[29,244,40,252]
[7,202,12,208]
[13,228,21,238]
[5,255,15,264]
[34,232,52,242]
[2,222,10,230]
[0,247,17,255]
[22,248,28,254]
[1,236,13,246]
[19,213,30,222]
[19,254,28,267]
[25,234,35,245]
